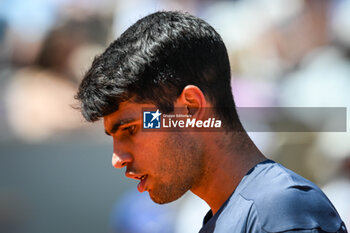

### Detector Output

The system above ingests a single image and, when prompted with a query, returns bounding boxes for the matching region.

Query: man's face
[104,101,204,204]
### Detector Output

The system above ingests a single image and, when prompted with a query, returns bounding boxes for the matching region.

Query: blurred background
[1,0,350,232]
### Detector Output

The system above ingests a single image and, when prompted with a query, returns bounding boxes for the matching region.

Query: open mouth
[135,175,147,181]
[137,175,148,193]
[125,172,148,192]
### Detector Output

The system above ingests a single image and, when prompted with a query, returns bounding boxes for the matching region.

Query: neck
[191,132,266,215]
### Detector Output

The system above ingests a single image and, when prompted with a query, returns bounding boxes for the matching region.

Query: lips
[125,172,148,193]
[137,175,148,192]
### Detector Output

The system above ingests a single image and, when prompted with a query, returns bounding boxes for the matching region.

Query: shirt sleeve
[246,202,348,233]
[279,222,348,233]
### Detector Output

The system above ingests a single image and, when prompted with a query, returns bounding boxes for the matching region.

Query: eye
[123,125,137,136]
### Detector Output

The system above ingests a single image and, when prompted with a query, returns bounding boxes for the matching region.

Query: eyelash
[123,125,137,136]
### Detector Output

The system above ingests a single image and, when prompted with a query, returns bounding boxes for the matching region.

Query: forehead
[103,101,153,128]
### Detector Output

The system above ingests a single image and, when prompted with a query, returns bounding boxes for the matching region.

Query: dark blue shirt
[199,160,347,233]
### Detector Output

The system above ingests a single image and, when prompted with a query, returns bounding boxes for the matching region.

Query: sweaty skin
[104,101,205,204]
[104,86,266,214]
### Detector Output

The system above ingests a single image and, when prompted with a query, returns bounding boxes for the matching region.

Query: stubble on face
[149,132,204,204]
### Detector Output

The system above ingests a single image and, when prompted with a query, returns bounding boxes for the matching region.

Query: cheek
[157,133,203,175]
[132,133,164,165]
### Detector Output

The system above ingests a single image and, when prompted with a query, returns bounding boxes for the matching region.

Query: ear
[175,85,207,119]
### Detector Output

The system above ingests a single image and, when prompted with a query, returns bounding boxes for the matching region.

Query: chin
[148,188,187,204]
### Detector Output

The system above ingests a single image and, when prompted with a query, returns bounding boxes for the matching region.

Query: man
[76,11,347,233]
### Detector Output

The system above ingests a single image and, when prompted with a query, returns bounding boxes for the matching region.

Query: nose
[112,152,132,168]
[112,137,133,168]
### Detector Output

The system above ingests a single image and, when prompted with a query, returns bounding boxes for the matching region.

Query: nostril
[112,153,132,168]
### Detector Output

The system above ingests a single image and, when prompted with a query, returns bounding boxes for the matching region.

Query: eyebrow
[105,118,137,136]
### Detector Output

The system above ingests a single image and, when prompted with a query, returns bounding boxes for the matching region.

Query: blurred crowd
[0,0,350,232]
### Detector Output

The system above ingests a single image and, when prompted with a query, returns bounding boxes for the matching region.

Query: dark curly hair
[76,11,241,129]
